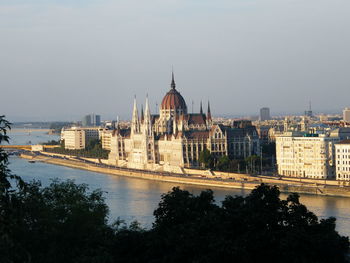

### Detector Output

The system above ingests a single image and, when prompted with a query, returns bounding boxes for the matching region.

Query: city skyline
[1,0,350,121]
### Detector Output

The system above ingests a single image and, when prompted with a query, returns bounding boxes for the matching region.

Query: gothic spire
[171,70,176,90]
[207,101,212,120]
[144,95,152,136]
[141,104,144,122]
[200,101,203,115]
[145,95,151,120]
[132,96,140,133]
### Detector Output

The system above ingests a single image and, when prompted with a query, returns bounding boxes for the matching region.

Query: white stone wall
[158,137,184,167]
[335,144,350,180]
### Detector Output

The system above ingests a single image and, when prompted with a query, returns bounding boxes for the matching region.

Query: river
[6,129,350,236]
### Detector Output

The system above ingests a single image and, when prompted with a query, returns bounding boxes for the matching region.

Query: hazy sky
[1,0,349,121]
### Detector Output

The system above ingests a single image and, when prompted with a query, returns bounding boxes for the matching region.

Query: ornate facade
[108,74,260,172]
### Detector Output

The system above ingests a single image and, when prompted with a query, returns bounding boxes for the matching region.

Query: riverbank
[10,128,53,133]
[20,153,350,197]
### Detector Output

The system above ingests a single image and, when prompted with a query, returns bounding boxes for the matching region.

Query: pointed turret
[145,95,151,117]
[206,101,212,128]
[132,96,140,133]
[144,95,152,136]
[140,104,144,123]
[200,101,203,115]
[207,101,212,121]
[171,71,176,90]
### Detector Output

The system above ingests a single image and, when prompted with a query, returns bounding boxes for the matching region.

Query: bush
[1,116,349,263]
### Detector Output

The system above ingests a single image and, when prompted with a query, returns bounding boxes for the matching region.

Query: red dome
[161,88,187,111]
[161,73,187,112]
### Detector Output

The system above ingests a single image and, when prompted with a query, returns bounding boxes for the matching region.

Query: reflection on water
[295,193,350,236]
[8,156,350,236]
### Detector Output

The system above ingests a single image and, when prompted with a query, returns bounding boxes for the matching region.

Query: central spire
[171,70,176,90]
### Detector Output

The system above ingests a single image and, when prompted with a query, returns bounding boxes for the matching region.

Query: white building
[276,131,339,179]
[62,127,86,150]
[335,140,350,180]
[343,108,350,123]
[61,127,106,150]
[100,130,113,151]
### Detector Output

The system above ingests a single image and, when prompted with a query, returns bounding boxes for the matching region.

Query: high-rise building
[95,114,101,126]
[82,115,91,127]
[260,107,270,121]
[304,101,313,117]
[82,114,101,127]
[343,108,350,123]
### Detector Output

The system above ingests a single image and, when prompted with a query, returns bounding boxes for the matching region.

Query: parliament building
[108,74,260,172]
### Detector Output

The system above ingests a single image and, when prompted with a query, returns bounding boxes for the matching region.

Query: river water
[6,129,350,236]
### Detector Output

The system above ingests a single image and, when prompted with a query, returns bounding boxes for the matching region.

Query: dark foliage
[198,149,214,169]
[135,185,349,263]
[42,140,60,145]
[46,138,109,159]
[1,116,349,262]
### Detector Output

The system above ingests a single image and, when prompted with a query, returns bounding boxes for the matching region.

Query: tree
[86,138,100,150]
[199,149,214,169]
[217,155,230,171]
[0,116,114,262]
[143,184,350,263]
[245,154,260,173]
[0,116,26,263]
[43,139,60,145]
[9,180,114,263]
[262,141,276,169]
[1,116,349,262]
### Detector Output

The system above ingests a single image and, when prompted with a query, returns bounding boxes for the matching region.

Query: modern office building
[304,101,313,117]
[260,107,270,121]
[82,114,101,127]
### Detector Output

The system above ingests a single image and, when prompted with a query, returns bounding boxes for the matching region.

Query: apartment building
[335,140,350,180]
[100,130,113,151]
[276,132,339,179]
[62,127,86,150]
[61,127,106,150]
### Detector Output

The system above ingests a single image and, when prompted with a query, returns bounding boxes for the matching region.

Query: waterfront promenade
[20,151,350,197]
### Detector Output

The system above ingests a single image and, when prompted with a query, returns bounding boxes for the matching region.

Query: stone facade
[108,74,260,171]
[335,140,350,181]
[276,132,339,179]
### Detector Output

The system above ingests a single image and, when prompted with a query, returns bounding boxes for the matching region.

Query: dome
[161,89,187,111]
[161,73,187,112]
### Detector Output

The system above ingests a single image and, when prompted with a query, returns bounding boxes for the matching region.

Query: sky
[0,0,349,122]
